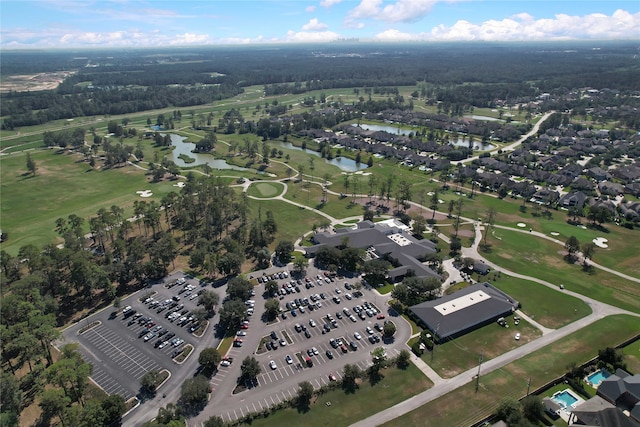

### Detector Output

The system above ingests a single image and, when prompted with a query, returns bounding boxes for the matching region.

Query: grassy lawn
[483,229,640,313]
[491,274,591,329]
[383,314,640,427]
[247,199,328,249]
[246,181,284,198]
[622,339,640,374]
[0,149,177,254]
[458,191,640,279]
[401,314,421,335]
[425,317,542,378]
[238,364,432,427]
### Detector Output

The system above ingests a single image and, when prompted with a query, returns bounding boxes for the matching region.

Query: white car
[312,347,319,355]
[354,332,362,340]
[515,333,521,341]
[285,354,293,364]
[309,319,316,327]
[236,331,247,336]
[269,360,277,370]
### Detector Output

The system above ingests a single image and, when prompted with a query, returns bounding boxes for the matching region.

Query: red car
[376,314,386,319]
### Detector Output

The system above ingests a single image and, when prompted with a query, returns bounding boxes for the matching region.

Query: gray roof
[543,397,562,413]
[310,220,439,280]
[571,396,640,427]
[598,374,627,404]
[409,282,519,339]
[598,370,640,405]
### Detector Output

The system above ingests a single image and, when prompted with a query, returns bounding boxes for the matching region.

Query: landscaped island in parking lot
[2,38,639,427]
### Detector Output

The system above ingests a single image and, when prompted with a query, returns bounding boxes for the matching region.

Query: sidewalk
[409,352,444,385]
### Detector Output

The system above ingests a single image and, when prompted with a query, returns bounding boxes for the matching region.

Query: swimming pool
[552,390,578,408]
[587,370,610,386]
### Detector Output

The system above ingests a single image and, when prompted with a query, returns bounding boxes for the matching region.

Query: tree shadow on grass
[295,399,311,414]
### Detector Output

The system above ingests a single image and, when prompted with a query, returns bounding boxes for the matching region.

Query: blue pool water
[552,390,578,408]
[588,370,610,386]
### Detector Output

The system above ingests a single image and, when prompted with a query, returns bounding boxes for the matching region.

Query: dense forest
[2,42,639,129]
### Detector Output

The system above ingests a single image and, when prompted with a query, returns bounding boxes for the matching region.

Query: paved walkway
[515,309,553,336]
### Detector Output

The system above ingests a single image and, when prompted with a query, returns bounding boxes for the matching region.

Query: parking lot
[206,266,409,423]
[60,272,209,400]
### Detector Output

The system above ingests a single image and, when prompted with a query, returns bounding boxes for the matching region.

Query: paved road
[451,111,555,166]
[187,269,411,426]
[122,279,226,427]
[350,221,638,427]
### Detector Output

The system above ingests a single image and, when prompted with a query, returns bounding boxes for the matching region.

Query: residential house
[559,191,587,209]
[569,395,639,427]
[597,369,640,422]
[587,166,610,181]
[598,181,625,196]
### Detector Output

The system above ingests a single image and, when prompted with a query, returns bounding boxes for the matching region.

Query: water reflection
[351,123,414,136]
[168,134,249,171]
[269,141,367,172]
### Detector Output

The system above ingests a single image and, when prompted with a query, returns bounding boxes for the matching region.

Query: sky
[1,0,639,49]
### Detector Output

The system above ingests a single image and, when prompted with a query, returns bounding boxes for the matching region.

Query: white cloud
[380,0,438,23]
[320,0,342,7]
[302,18,328,31]
[305,5,316,12]
[428,10,640,41]
[372,10,640,42]
[346,0,382,26]
[347,0,459,26]
[374,29,418,42]
[285,30,340,43]
[169,33,212,45]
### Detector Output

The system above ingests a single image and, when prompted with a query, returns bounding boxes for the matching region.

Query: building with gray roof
[409,282,519,340]
[307,219,440,282]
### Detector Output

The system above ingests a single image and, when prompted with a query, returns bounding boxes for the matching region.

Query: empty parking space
[77,323,165,398]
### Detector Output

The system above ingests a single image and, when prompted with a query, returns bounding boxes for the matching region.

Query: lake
[168,134,250,171]
[351,123,414,136]
[449,139,495,151]
[270,141,368,172]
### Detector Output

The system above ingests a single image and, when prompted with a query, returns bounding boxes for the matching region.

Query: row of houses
[561,369,640,427]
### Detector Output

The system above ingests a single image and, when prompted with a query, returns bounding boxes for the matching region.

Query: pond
[168,134,250,171]
[464,115,501,122]
[270,141,368,172]
[351,123,414,136]
[449,138,495,151]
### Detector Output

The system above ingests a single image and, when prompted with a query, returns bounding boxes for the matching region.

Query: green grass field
[0,149,176,254]
[426,317,542,378]
[491,274,591,328]
[459,191,640,278]
[484,228,640,313]
[246,182,284,198]
[239,364,432,427]
[383,314,640,427]
[247,198,328,250]
[622,339,640,374]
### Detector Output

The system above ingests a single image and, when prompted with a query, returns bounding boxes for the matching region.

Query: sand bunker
[592,237,609,248]
[517,222,527,228]
[550,232,560,236]
[173,182,185,188]
[136,190,153,198]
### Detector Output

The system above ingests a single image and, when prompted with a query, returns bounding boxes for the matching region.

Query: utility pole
[475,352,483,393]
[430,323,440,363]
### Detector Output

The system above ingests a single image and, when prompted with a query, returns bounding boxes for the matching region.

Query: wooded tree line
[0,171,287,424]
[3,42,638,130]
[1,83,242,129]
